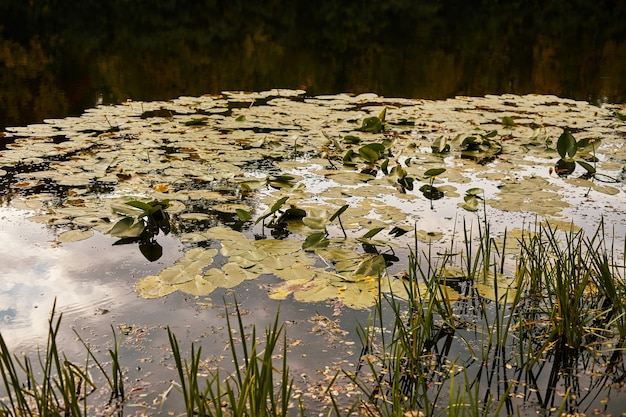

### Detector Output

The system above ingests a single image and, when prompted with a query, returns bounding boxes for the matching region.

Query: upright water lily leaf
[352,254,386,278]
[255,196,289,224]
[126,200,154,213]
[381,158,390,174]
[394,164,407,179]
[576,137,600,150]
[329,204,349,222]
[389,225,412,237]
[502,116,516,127]
[398,175,414,191]
[431,136,450,153]
[424,168,446,178]
[108,217,145,238]
[302,232,330,251]
[358,143,383,163]
[344,135,361,144]
[378,107,387,122]
[276,207,307,223]
[361,227,385,239]
[557,130,577,159]
[343,149,357,166]
[459,195,480,211]
[267,175,296,189]
[270,196,289,213]
[235,208,252,221]
[466,187,484,196]
[361,116,383,133]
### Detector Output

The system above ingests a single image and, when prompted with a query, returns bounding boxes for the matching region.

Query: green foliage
[360,108,387,134]
[347,219,626,416]
[167,298,295,416]
[420,168,446,208]
[552,129,621,185]
[109,199,171,238]
[430,136,450,153]
[358,143,385,163]
[107,198,171,261]
[235,208,253,222]
[501,115,516,127]
[556,130,577,159]
[302,231,330,251]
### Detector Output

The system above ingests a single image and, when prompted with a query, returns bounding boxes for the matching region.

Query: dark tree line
[1,0,625,129]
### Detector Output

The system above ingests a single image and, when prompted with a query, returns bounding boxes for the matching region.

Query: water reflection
[0,205,363,414]
[0,207,185,350]
[1,1,625,130]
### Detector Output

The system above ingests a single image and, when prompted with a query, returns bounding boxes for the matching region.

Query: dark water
[1,0,626,130]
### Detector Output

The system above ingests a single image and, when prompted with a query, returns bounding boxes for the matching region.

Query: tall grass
[0,300,100,416]
[168,298,296,416]
[347,219,625,416]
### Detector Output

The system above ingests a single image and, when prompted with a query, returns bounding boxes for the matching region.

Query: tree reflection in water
[1,0,625,130]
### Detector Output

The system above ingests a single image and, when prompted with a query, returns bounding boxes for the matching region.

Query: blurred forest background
[1,0,625,129]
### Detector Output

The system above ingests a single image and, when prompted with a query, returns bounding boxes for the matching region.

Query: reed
[168,298,296,416]
[0,300,98,416]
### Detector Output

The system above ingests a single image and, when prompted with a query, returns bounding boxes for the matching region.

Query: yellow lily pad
[57,229,94,243]
[135,275,177,299]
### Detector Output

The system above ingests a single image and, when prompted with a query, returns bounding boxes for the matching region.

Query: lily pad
[57,229,94,243]
[135,275,177,299]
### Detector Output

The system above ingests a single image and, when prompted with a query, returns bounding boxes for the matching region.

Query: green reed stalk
[168,298,295,417]
[0,300,101,417]
[168,327,208,416]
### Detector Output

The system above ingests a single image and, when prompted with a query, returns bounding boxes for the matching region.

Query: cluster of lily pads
[1,90,624,307]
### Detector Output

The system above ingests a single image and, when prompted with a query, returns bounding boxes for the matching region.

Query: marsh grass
[168,298,296,416]
[0,300,109,416]
[348,218,626,416]
[1,221,625,416]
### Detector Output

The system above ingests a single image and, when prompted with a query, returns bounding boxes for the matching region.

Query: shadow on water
[1,0,626,130]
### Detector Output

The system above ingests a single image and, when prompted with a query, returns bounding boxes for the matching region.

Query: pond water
[2,2,626,415]
[0,90,625,415]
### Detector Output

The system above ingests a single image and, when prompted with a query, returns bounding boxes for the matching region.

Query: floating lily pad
[416,230,444,243]
[212,203,252,214]
[135,275,177,299]
[2,91,623,309]
[57,229,94,243]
